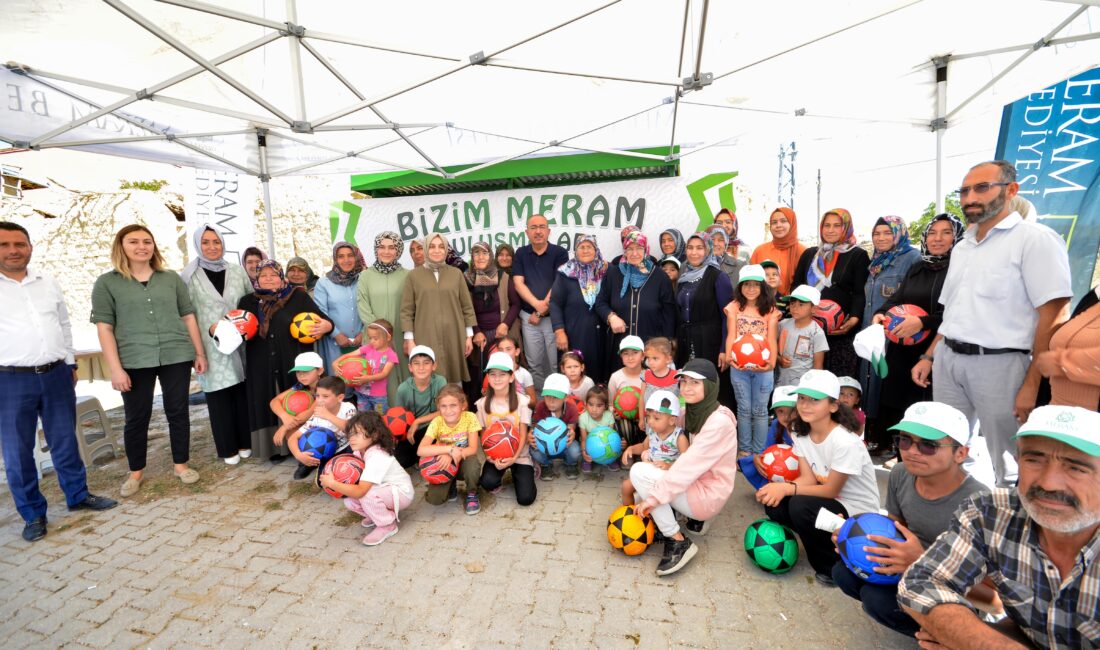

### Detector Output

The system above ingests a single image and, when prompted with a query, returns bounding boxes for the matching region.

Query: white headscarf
[181,224,228,284]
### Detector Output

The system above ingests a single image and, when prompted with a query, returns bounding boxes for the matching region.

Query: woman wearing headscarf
[632,358,739,576]
[241,246,266,289]
[550,235,610,384]
[357,232,410,402]
[860,216,921,448]
[750,207,806,295]
[495,243,515,275]
[401,233,477,384]
[658,228,687,263]
[465,240,521,399]
[285,256,318,292]
[793,209,870,377]
[712,208,749,261]
[182,225,254,464]
[237,260,332,463]
[675,232,734,370]
[874,214,965,438]
[313,242,366,374]
[706,224,744,287]
[594,230,678,371]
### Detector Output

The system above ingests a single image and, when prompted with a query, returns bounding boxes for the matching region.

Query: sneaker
[685,518,710,536]
[608,460,621,472]
[360,518,376,529]
[581,461,593,474]
[239,449,252,459]
[22,517,47,542]
[465,492,481,515]
[69,494,118,512]
[224,454,241,465]
[655,537,698,577]
[815,572,836,587]
[447,482,458,502]
[362,525,398,546]
[292,463,314,480]
[564,464,580,479]
[539,465,555,481]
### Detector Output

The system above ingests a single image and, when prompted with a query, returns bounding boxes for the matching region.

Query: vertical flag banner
[185,168,256,264]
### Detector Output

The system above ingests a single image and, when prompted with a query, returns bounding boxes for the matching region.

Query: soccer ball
[884,304,930,346]
[812,300,846,334]
[585,426,622,465]
[566,394,586,416]
[607,505,656,556]
[612,386,643,420]
[744,518,799,573]
[383,407,415,441]
[731,333,771,368]
[281,389,314,416]
[223,309,258,340]
[418,454,456,485]
[837,513,904,585]
[533,417,569,456]
[481,420,520,461]
[320,455,365,498]
[289,312,322,344]
[761,444,800,483]
[336,358,368,381]
[297,426,337,460]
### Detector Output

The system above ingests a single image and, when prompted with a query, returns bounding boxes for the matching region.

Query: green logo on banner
[685,172,738,231]
[330,200,362,244]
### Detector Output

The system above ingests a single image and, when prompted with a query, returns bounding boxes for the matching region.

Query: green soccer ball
[744,518,800,574]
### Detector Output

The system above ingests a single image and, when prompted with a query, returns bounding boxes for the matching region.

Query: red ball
[813,299,847,334]
[566,394,586,416]
[481,420,521,461]
[419,454,456,485]
[612,386,642,420]
[384,407,416,440]
[320,454,365,498]
[761,444,800,482]
[337,358,369,381]
[730,333,772,368]
[224,309,258,340]
[282,389,314,416]
[883,304,930,346]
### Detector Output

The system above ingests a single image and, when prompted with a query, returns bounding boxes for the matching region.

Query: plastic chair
[35,396,117,477]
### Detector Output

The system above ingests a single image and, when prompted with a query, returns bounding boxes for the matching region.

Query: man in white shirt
[0,222,117,542]
[911,161,1072,487]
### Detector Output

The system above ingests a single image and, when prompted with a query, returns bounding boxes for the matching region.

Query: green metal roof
[350,146,679,197]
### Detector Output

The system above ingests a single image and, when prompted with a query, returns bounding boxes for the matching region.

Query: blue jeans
[357,394,388,414]
[0,363,88,522]
[730,368,774,454]
[531,440,581,467]
[832,562,919,636]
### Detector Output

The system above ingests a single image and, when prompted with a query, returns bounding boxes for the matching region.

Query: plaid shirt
[898,488,1100,649]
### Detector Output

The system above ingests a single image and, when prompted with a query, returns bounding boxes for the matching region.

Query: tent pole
[934,57,948,214]
[286,0,307,123]
[258,130,275,256]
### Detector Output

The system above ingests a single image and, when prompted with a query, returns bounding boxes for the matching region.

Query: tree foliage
[910,195,964,241]
[119,179,169,192]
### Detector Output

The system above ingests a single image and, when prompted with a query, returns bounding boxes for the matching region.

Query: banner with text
[184,168,256,264]
[328,173,739,264]
[996,66,1100,301]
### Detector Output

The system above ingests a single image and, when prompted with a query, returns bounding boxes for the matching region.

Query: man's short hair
[0,221,31,242]
[527,214,548,224]
[970,160,1017,184]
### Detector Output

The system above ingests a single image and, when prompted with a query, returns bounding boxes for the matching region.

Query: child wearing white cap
[776,284,829,388]
[269,351,325,471]
[755,369,880,586]
[836,376,866,439]
[530,373,583,480]
[608,335,646,452]
[620,391,689,506]
[739,385,798,490]
[475,351,536,505]
[392,345,447,468]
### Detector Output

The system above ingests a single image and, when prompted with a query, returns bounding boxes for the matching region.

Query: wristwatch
[919,354,934,363]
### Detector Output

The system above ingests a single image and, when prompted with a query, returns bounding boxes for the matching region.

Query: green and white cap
[484,351,514,373]
[771,385,797,410]
[660,255,681,268]
[789,284,821,306]
[541,373,570,399]
[408,345,435,362]
[838,376,862,393]
[759,259,780,271]
[619,335,644,353]
[1013,405,1100,456]
[289,351,324,372]
[645,390,681,417]
[738,264,765,284]
[889,401,970,446]
[792,369,840,400]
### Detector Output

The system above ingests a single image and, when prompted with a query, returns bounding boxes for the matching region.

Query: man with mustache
[899,405,1100,649]
[912,161,1072,487]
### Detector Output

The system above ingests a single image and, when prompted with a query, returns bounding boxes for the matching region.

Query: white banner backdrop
[329,174,742,263]
[185,168,256,264]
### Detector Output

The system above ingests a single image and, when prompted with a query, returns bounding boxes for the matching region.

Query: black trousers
[121,361,193,471]
[205,381,251,459]
[479,462,536,506]
[765,495,848,574]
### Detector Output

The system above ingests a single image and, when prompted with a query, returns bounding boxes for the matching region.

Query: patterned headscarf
[678,232,713,284]
[618,231,653,297]
[558,235,607,309]
[423,233,450,272]
[920,213,966,271]
[252,259,298,337]
[659,228,686,262]
[867,216,914,277]
[806,208,858,289]
[326,241,366,286]
[705,225,727,267]
[181,224,227,285]
[715,209,745,252]
[464,241,501,296]
[372,231,404,275]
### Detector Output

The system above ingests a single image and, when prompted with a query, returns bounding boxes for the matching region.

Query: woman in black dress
[550,235,610,384]
[674,231,734,370]
[465,240,521,402]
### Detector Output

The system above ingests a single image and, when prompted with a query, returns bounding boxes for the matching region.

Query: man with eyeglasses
[511,214,568,391]
[831,401,989,637]
[913,160,1072,487]
[900,405,1100,649]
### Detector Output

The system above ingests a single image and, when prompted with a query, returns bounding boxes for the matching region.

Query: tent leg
[934,57,948,214]
[258,129,275,255]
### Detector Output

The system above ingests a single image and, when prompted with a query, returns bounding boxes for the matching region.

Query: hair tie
[368,322,391,337]
[570,349,584,361]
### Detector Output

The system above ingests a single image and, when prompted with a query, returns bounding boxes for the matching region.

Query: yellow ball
[290,312,321,344]
[607,505,656,556]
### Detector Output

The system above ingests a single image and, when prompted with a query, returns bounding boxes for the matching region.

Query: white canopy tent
[3,0,1100,252]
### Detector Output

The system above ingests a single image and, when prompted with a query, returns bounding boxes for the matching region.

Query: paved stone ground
[0,400,919,649]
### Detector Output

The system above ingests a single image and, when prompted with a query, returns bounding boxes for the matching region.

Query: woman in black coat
[550,235,610,384]
[675,231,734,369]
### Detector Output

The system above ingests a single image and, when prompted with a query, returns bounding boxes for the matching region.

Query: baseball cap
[541,373,570,399]
[289,351,324,372]
[1013,405,1100,456]
[793,369,840,400]
[619,335,644,353]
[408,345,435,362]
[645,390,681,417]
[789,284,821,306]
[759,259,780,271]
[889,401,970,446]
[771,385,797,410]
[738,264,765,284]
[676,358,718,383]
[484,351,514,373]
[659,255,681,268]
[837,376,862,393]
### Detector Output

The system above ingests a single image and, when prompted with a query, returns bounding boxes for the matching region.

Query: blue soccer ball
[534,417,568,456]
[586,426,622,465]
[298,426,337,460]
[837,512,904,585]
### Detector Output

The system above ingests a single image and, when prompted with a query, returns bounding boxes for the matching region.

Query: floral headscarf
[659,228,686,262]
[618,230,653,297]
[867,216,914,277]
[326,241,366,286]
[806,208,858,289]
[715,209,745,251]
[920,213,966,271]
[678,232,713,284]
[372,231,404,275]
[558,235,607,309]
[252,259,298,337]
[181,224,227,285]
[464,241,501,297]
[422,233,450,273]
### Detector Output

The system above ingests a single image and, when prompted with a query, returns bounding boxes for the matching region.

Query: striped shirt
[898,488,1100,649]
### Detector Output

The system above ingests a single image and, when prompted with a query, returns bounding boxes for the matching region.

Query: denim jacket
[863,248,921,325]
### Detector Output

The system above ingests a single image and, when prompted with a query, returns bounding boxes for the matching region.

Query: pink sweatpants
[344,486,412,527]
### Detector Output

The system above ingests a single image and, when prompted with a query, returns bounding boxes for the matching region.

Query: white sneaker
[238,449,252,459]
[224,454,241,465]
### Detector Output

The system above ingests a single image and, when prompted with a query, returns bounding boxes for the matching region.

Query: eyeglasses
[953,182,1009,197]
[893,434,957,456]
[528,224,549,231]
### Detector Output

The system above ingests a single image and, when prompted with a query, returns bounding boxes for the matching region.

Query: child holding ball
[724,265,780,459]
[739,385,798,490]
[620,391,688,505]
[418,384,482,514]
[284,375,355,481]
[476,351,535,505]
[333,318,397,413]
[578,385,618,473]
